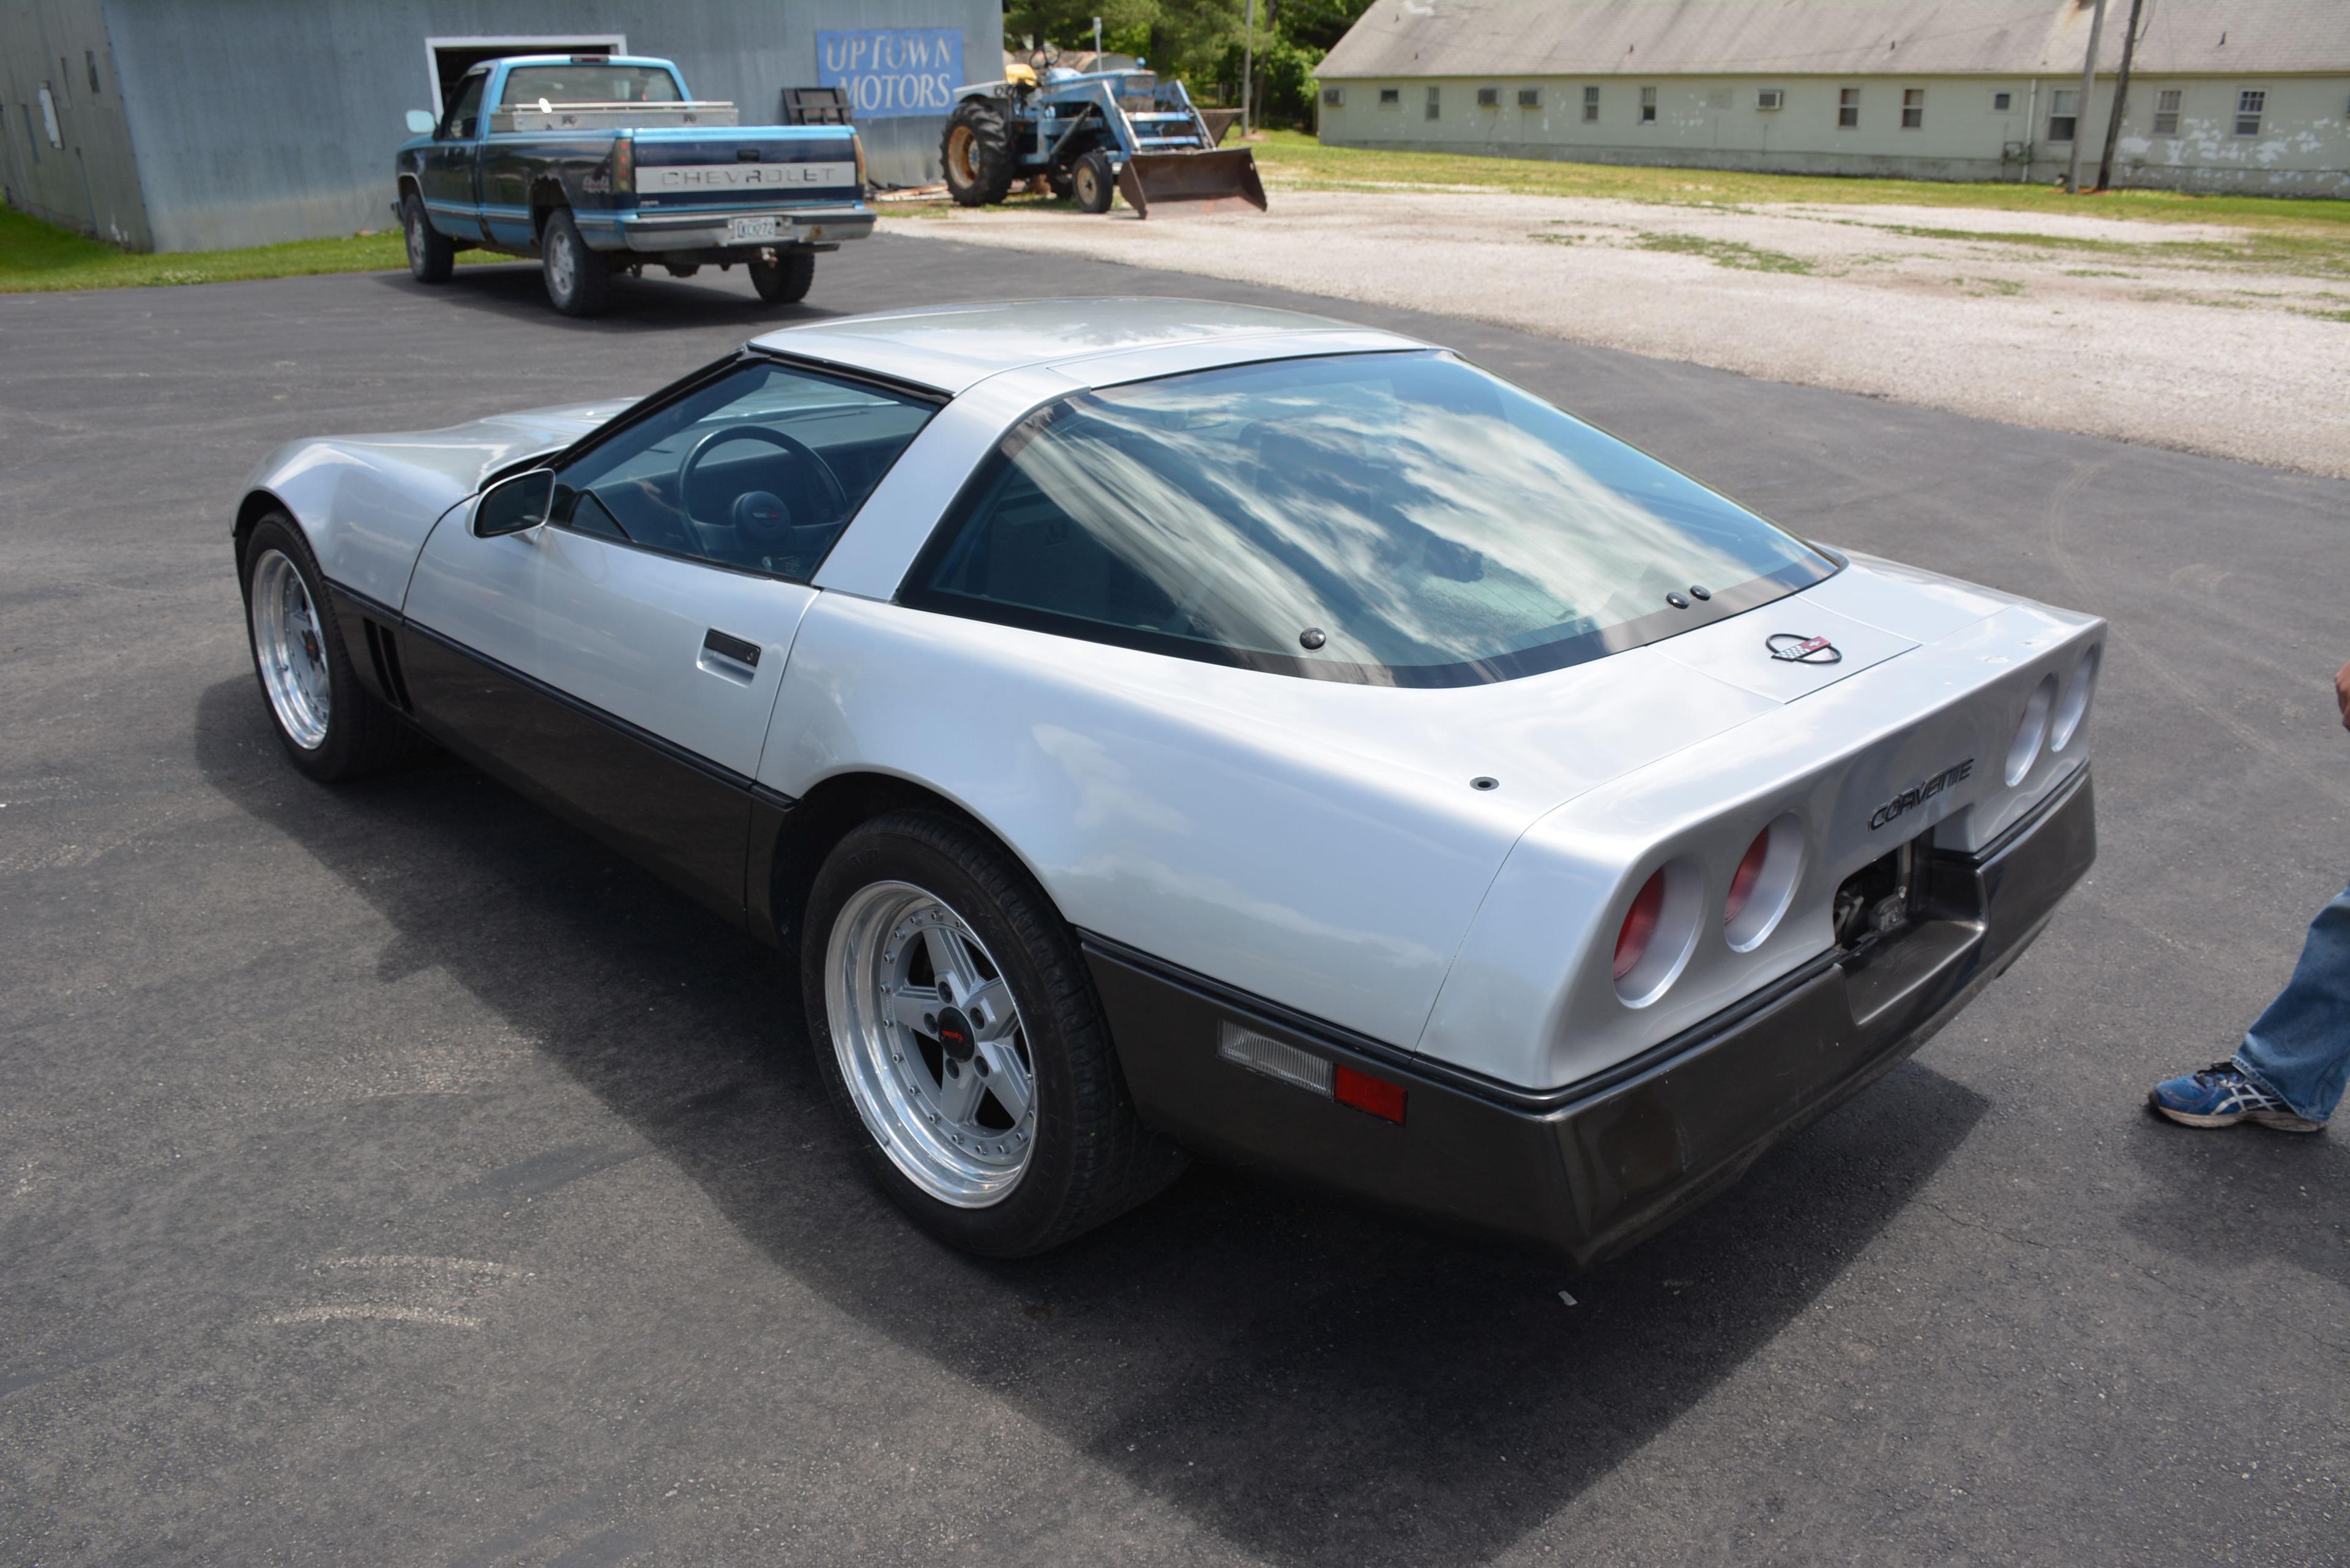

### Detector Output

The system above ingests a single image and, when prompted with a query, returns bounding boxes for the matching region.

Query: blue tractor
[940,53,1267,218]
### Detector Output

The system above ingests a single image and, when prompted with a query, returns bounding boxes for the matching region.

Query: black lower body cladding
[1088,767,2097,1264]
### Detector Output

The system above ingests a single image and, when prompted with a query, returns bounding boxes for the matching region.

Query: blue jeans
[2233,877,2350,1124]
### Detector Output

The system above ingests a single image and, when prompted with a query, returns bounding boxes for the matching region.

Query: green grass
[0,204,504,293]
[1633,231,1811,273]
[1247,129,2350,234]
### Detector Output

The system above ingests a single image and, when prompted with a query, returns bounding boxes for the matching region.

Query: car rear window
[498,64,683,106]
[902,351,1835,687]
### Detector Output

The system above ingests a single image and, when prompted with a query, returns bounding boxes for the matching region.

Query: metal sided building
[0,0,1000,252]
[1315,0,2350,196]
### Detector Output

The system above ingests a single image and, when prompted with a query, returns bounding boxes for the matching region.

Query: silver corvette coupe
[235,299,2100,1260]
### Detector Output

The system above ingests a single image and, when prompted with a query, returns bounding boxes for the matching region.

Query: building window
[1993,90,2013,111]
[2152,88,2180,135]
[37,83,61,147]
[1583,84,1600,121]
[2048,88,2078,141]
[85,50,100,95]
[1756,88,1784,111]
[2236,89,2265,136]
[1901,88,1925,129]
[1426,84,1441,121]
[1322,85,1344,108]
[1519,87,1540,108]
[1378,86,1400,107]
[1837,86,1860,128]
[1477,84,1499,107]
[1639,86,1656,124]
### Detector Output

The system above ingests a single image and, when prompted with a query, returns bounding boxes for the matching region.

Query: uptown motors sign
[815,29,964,118]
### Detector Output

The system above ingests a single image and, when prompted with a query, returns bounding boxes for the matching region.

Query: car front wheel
[802,810,1185,1255]
[242,515,430,780]
[401,190,455,283]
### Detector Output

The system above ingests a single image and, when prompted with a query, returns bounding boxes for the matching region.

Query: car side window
[439,72,487,140]
[550,360,937,582]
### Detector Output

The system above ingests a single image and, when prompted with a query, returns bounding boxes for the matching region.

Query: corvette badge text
[1870,759,1975,831]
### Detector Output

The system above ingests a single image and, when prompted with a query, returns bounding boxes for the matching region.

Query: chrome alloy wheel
[249,548,330,750]
[826,881,1037,1206]
[546,225,578,297]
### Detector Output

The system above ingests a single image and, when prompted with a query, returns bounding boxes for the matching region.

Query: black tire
[1071,150,1116,214]
[241,515,433,782]
[748,249,815,304]
[401,189,455,283]
[941,98,1016,207]
[801,810,1187,1256]
[1046,170,1076,201]
[540,208,614,316]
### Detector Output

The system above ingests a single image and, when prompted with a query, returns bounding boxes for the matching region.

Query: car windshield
[905,351,1835,686]
[498,64,682,106]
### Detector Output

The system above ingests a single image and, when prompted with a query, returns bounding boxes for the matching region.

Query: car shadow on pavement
[2119,1112,2350,1293]
[193,676,1989,1568]
[370,264,837,333]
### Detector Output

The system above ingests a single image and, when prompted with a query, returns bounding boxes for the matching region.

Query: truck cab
[396,54,872,316]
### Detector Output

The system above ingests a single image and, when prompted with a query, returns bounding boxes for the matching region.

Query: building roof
[1318,0,2350,80]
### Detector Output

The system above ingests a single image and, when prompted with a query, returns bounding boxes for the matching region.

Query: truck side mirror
[474,469,556,537]
[406,109,437,135]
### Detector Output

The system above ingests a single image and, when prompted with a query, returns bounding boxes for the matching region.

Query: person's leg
[2231,878,2350,1123]
[2150,878,2350,1132]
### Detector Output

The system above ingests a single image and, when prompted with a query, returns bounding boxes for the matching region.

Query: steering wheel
[677,425,849,542]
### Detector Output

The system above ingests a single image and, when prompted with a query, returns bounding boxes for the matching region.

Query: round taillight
[2006,673,2057,785]
[1724,831,1770,928]
[1724,813,1804,951]
[2050,644,2098,752]
[1614,869,1665,981]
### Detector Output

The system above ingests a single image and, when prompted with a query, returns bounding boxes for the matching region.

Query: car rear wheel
[802,810,1185,1255]
[1071,151,1116,214]
[748,249,815,304]
[401,190,455,283]
[243,515,431,781]
[540,208,613,316]
[941,98,1015,207]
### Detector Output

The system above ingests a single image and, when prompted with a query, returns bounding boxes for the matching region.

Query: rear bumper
[606,203,875,252]
[1089,764,2095,1264]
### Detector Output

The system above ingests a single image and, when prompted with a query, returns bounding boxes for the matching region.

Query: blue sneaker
[2149,1062,2324,1132]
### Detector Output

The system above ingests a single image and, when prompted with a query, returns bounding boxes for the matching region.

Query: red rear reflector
[1725,829,1770,927]
[1614,869,1665,980]
[1332,1064,1406,1124]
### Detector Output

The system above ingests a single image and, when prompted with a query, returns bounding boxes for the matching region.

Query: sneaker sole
[2150,1100,2248,1129]
[2250,1108,2327,1133]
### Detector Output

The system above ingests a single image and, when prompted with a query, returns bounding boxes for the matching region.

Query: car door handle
[698,628,761,684]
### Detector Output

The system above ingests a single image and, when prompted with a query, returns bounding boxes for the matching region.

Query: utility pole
[1092,15,1103,65]
[1242,0,1258,136]
[2095,0,2145,190]
[2065,0,2109,194]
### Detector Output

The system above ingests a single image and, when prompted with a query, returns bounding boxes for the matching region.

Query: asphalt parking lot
[6,236,2349,1567]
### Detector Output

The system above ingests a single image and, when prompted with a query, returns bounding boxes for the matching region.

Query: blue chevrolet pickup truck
[395,54,873,316]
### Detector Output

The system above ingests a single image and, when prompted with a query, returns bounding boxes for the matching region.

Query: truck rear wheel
[541,209,613,316]
[749,249,815,304]
[401,190,454,283]
[941,99,1015,207]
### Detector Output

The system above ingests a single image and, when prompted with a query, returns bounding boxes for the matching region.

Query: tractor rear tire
[1071,151,1116,214]
[942,98,1016,207]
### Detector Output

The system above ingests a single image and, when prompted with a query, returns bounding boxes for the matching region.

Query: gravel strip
[897,187,2350,477]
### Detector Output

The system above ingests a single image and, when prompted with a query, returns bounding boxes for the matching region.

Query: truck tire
[1071,151,1116,214]
[401,189,454,283]
[540,208,614,316]
[941,98,1015,207]
[748,249,815,304]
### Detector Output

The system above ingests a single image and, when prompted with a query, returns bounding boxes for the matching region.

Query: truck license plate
[729,215,781,242]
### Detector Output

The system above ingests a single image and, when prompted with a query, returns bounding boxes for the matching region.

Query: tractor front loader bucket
[1114,147,1268,218]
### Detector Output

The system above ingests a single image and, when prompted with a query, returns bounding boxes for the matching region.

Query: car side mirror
[474,469,556,537]
[406,109,437,135]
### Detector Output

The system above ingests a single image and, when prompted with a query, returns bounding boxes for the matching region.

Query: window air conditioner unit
[1757,88,1785,111]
